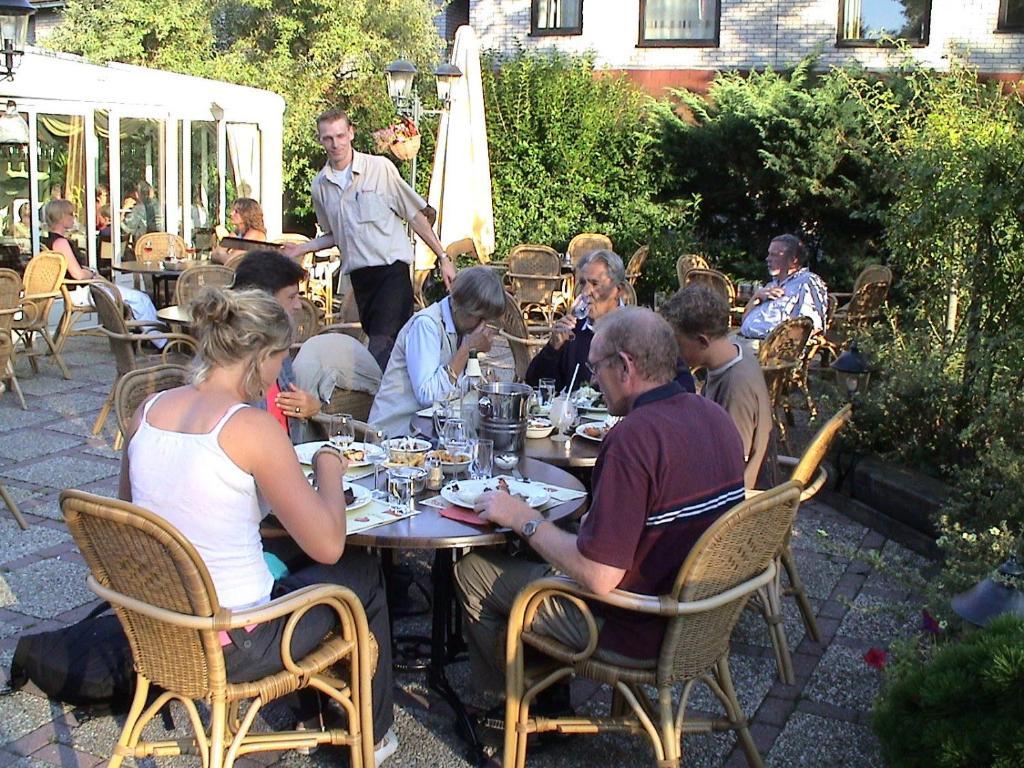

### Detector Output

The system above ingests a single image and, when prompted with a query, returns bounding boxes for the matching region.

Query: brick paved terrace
[0,336,936,767]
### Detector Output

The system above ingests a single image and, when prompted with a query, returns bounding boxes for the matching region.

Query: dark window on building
[639,0,720,47]
[531,0,583,36]
[837,0,931,45]
[999,0,1024,29]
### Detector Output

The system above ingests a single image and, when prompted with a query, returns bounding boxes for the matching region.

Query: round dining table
[114,260,189,308]
[156,304,191,326]
[347,457,587,764]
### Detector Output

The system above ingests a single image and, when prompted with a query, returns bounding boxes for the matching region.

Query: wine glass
[572,295,591,321]
[549,396,577,444]
[469,438,493,480]
[441,418,469,475]
[432,400,451,438]
[364,424,388,501]
[329,413,354,452]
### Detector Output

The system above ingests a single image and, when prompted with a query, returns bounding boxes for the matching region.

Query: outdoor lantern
[433,62,463,107]
[831,341,872,399]
[384,58,417,106]
[951,555,1024,627]
[0,99,28,144]
[0,0,34,80]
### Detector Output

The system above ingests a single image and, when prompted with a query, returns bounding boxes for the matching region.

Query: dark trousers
[349,261,413,371]
[223,549,393,741]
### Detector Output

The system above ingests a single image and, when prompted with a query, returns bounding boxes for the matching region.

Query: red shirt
[576,382,745,659]
[265,381,288,432]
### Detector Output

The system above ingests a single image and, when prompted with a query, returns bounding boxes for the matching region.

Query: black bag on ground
[8,603,134,710]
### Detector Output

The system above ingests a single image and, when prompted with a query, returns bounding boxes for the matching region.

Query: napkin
[439,505,491,527]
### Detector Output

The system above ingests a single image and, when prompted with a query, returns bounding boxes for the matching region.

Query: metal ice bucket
[477,382,533,454]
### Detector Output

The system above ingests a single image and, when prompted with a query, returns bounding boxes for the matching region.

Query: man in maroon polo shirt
[454,307,746,697]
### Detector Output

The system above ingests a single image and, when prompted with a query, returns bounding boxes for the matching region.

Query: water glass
[549,396,577,443]
[441,418,468,454]
[538,378,556,408]
[387,472,415,514]
[469,438,493,480]
[364,424,388,500]
[572,295,591,320]
[432,401,451,437]
[329,413,354,451]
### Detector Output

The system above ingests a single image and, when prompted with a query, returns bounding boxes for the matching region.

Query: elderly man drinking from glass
[369,266,506,437]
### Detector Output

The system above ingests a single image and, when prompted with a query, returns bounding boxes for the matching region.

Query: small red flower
[921,610,941,635]
[863,647,888,670]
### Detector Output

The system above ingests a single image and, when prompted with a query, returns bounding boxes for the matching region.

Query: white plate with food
[574,422,612,442]
[427,448,472,474]
[572,385,609,415]
[441,477,549,509]
[526,417,555,439]
[383,437,432,467]
[344,483,372,511]
[294,441,385,467]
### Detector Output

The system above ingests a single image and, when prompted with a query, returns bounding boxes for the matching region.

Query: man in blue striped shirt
[456,308,745,693]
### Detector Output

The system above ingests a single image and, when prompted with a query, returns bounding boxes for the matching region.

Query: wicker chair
[60,489,375,768]
[506,244,563,327]
[681,267,736,305]
[748,405,853,684]
[621,281,637,306]
[292,296,322,346]
[758,317,814,451]
[174,264,235,307]
[501,481,803,768]
[625,245,649,287]
[567,232,613,266]
[675,254,709,288]
[0,268,26,409]
[12,250,71,379]
[114,363,191,439]
[89,285,198,449]
[277,233,338,320]
[497,291,549,381]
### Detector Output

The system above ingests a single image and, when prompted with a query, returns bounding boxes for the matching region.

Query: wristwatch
[520,518,545,539]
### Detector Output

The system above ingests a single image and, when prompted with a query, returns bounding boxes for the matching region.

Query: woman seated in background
[211,197,267,264]
[117,288,397,764]
[369,266,504,436]
[41,199,167,348]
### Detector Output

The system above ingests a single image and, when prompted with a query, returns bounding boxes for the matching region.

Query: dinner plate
[294,441,384,467]
[441,478,549,509]
[346,483,372,512]
[574,422,610,442]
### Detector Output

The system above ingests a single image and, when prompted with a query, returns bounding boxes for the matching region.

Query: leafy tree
[46,0,443,225]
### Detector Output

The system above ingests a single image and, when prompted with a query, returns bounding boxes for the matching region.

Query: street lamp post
[0,0,34,80]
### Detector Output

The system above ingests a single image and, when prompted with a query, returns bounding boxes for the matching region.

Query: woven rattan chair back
[90,284,138,376]
[675,253,709,287]
[662,481,801,680]
[114,364,191,439]
[174,264,234,307]
[0,268,21,335]
[625,245,649,286]
[134,232,187,263]
[843,280,889,327]
[446,236,482,264]
[292,296,322,345]
[852,264,892,294]
[682,267,736,305]
[224,251,247,269]
[20,250,67,326]
[500,291,534,380]
[323,388,374,422]
[758,316,813,367]
[567,233,613,266]
[508,244,560,276]
[61,490,224,698]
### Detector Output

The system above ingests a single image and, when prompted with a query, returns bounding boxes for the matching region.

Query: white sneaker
[374,727,399,766]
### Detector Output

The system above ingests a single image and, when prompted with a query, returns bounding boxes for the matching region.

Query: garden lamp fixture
[0,0,34,80]
[384,58,418,108]
[831,342,872,399]
[433,62,463,108]
[951,555,1024,627]
[0,99,28,145]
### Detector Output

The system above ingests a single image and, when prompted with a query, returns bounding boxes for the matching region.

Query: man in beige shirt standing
[284,107,455,369]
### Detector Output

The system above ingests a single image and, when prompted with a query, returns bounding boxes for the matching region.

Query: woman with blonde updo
[117,287,397,763]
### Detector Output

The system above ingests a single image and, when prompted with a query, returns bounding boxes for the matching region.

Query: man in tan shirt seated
[661,285,775,490]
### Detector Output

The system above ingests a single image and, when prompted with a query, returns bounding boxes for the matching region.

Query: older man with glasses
[455,307,745,720]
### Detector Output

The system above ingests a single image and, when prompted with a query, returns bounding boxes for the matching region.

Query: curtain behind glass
[644,0,715,41]
[536,0,581,30]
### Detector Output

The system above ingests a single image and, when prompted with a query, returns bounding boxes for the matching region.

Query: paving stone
[43,418,118,442]
[0,429,86,461]
[0,519,69,565]
[766,711,884,767]
[0,455,118,491]
[836,591,922,644]
[786,548,847,600]
[0,689,72,745]
[0,558,94,619]
[29,392,110,420]
[0,406,59,432]
[24,743,104,767]
[861,538,934,594]
[13,376,88,398]
[792,502,867,555]
[732,596,808,652]
[17,495,64,522]
[802,643,885,713]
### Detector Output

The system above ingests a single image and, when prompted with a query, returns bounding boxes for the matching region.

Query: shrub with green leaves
[873,615,1024,767]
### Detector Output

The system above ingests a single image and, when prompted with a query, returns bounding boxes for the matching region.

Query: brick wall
[468,0,1024,89]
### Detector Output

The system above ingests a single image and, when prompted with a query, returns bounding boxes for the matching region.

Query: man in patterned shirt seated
[738,233,828,345]
[454,308,745,700]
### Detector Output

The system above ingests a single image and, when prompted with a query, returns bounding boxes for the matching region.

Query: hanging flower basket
[372,116,421,161]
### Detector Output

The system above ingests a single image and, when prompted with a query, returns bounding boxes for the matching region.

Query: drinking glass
[572,294,591,321]
[549,396,577,443]
[432,400,451,437]
[387,472,415,514]
[469,438,493,480]
[364,424,388,501]
[328,413,354,451]
[538,378,556,408]
[441,418,468,452]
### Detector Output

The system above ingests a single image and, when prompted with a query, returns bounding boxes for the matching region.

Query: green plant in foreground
[873,615,1024,768]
